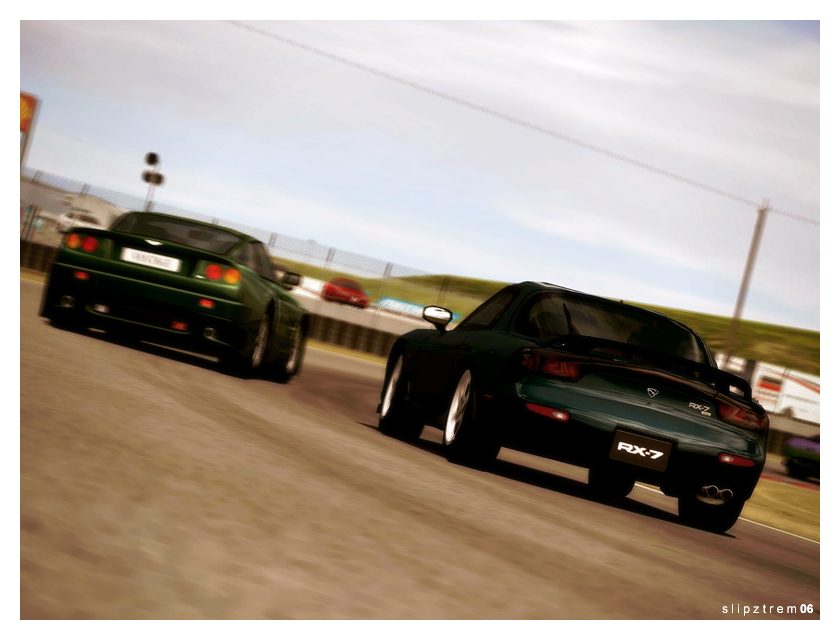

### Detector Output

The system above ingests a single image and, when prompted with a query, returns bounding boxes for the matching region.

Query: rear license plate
[609,430,672,472]
[121,247,181,272]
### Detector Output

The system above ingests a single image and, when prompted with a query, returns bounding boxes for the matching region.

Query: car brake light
[525,403,570,422]
[81,236,98,253]
[717,402,769,433]
[718,453,756,467]
[521,350,583,381]
[205,264,222,280]
[200,263,239,284]
[198,298,215,309]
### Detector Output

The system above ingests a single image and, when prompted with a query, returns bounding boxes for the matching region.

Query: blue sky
[19,19,820,329]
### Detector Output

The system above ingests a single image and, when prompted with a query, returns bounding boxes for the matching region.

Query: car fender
[263,286,306,361]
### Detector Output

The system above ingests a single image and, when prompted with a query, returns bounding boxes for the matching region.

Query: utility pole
[722,200,769,368]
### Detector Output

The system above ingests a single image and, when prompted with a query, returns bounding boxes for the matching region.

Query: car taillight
[65,233,81,249]
[201,263,240,284]
[82,236,98,253]
[718,453,757,467]
[223,268,240,284]
[65,233,99,253]
[205,264,222,280]
[717,402,769,433]
[525,403,571,422]
[521,349,583,382]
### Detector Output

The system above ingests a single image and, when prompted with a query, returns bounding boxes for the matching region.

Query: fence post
[314,247,335,316]
[371,262,393,330]
[21,171,43,240]
[437,275,450,307]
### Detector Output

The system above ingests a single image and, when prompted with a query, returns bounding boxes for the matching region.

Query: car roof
[515,281,702,337]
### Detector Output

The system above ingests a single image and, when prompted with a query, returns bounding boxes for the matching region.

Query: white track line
[634,483,819,544]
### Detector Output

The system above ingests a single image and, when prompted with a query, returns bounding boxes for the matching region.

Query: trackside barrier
[19,240,813,458]
[21,241,57,274]
[307,315,396,358]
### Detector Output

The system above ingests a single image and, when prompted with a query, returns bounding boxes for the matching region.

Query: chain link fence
[19,169,494,321]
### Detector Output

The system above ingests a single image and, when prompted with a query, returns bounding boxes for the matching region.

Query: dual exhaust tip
[700,485,734,502]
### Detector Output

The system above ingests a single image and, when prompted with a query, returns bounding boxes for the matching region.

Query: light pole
[142,152,165,211]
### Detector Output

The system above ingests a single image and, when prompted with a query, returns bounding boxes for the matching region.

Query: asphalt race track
[20,279,819,619]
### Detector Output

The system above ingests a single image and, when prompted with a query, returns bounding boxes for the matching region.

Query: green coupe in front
[377,282,768,533]
[40,211,309,382]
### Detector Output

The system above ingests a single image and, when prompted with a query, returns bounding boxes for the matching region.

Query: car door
[410,286,520,420]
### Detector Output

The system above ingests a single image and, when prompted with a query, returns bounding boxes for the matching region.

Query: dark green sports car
[377,282,768,533]
[40,211,308,381]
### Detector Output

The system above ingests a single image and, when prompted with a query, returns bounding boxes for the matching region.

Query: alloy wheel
[444,370,472,445]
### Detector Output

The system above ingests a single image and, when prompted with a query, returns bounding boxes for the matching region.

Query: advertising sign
[21,92,38,133]
[21,92,39,165]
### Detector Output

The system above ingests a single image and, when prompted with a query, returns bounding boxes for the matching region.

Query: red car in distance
[321,277,370,309]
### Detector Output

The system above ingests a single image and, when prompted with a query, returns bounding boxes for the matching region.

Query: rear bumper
[41,261,249,355]
[494,388,765,500]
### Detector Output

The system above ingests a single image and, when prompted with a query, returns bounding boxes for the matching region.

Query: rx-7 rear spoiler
[545,335,753,402]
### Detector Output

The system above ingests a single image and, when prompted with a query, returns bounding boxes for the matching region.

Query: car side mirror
[423,306,453,333]
[279,271,301,289]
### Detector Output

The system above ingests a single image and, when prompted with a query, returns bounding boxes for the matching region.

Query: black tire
[223,311,271,377]
[442,368,500,467]
[588,466,635,501]
[48,314,74,330]
[678,492,745,533]
[276,323,305,383]
[47,307,81,331]
[378,355,423,441]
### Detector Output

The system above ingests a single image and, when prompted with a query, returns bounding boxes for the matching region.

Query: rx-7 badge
[689,402,712,416]
[647,388,659,398]
[617,441,665,460]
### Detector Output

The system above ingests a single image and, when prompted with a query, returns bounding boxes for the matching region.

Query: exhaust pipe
[203,327,218,340]
[700,485,719,499]
[699,485,734,503]
[59,295,75,308]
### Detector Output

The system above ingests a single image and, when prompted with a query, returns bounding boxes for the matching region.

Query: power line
[228,21,819,227]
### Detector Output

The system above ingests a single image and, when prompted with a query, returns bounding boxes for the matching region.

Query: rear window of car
[458,286,518,330]
[332,278,362,291]
[112,213,242,254]
[516,292,709,364]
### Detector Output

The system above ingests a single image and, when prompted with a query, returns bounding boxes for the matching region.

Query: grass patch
[742,480,819,541]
